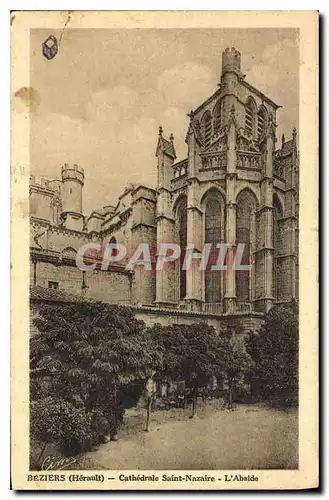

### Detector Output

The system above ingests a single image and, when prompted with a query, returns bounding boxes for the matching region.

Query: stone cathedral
[30,48,299,333]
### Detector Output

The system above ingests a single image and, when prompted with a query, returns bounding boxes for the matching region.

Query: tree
[30,396,97,467]
[246,301,298,407]
[216,327,253,409]
[30,300,161,455]
[150,322,222,417]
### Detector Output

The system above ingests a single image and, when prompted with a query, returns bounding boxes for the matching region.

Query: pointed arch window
[257,106,267,140]
[213,100,222,133]
[201,111,212,148]
[204,190,222,302]
[245,98,256,137]
[177,197,187,299]
[108,236,119,258]
[236,190,256,301]
[273,193,283,301]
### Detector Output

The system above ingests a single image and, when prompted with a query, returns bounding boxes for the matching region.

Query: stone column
[223,106,237,313]
[185,179,203,311]
[255,115,276,312]
[154,127,177,307]
[155,191,177,307]
[280,128,298,301]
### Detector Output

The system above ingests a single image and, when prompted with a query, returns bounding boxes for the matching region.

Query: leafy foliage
[150,322,221,388]
[149,322,250,414]
[30,301,162,457]
[31,396,92,448]
[31,301,160,386]
[216,327,253,407]
[246,301,298,407]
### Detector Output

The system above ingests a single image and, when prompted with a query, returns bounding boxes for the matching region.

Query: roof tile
[30,285,81,303]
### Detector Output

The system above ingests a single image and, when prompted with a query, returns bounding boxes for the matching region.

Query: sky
[28,28,299,215]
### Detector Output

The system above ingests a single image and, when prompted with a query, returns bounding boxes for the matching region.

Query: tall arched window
[108,236,118,257]
[245,97,256,137]
[201,111,212,148]
[273,193,283,301]
[213,100,222,133]
[204,190,223,302]
[177,197,187,299]
[257,106,267,140]
[236,190,256,301]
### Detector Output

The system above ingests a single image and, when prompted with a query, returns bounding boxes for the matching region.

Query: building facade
[30,48,299,332]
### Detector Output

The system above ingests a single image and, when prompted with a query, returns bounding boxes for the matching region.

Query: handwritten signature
[41,455,77,471]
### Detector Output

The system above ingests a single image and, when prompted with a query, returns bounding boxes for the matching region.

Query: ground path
[81,403,298,470]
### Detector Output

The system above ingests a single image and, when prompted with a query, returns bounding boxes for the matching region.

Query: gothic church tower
[155,48,299,315]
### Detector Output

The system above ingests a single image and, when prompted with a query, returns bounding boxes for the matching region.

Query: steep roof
[156,128,176,159]
[240,79,281,110]
[281,139,294,155]
[185,116,203,146]
[275,139,295,157]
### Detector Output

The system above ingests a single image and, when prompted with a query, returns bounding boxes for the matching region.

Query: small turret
[156,127,176,190]
[61,163,85,231]
[221,47,241,76]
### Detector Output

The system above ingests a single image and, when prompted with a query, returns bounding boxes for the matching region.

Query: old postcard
[11,11,318,490]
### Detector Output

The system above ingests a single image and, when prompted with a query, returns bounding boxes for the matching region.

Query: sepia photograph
[11,11,318,490]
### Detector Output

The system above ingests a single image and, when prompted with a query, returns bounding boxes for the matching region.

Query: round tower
[220,48,243,129]
[221,47,241,76]
[61,163,84,231]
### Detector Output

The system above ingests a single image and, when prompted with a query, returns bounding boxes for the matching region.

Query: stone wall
[31,259,133,305]
[85,268,132,304]
[134,306,264,334]
[30,297,264,338]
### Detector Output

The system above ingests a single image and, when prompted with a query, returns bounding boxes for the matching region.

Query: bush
[30,396,94,467]
[246,301,298,407]
[30,301,161,460]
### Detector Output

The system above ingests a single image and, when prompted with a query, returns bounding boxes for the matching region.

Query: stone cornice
[278,215,297,223]
[31,248,76,267]
[131,222,157,231]
[254,246,274,254]
[276,253,298,260]
[187,205,203,216]
[30,217,51,227]
[157,186,172,195]
[30,247,130,274]
[132,303,264,319]
[253,296,275,303]
[48,225,89,239]
[131,195,157,206]
[237,166,262,173]
[131,184,157,196]
[186,176,201,184]
[257,205,274,214]
[30,185,56,197]
[61,210,83,218]
[155,214,175,224]
[198,167,226,174]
